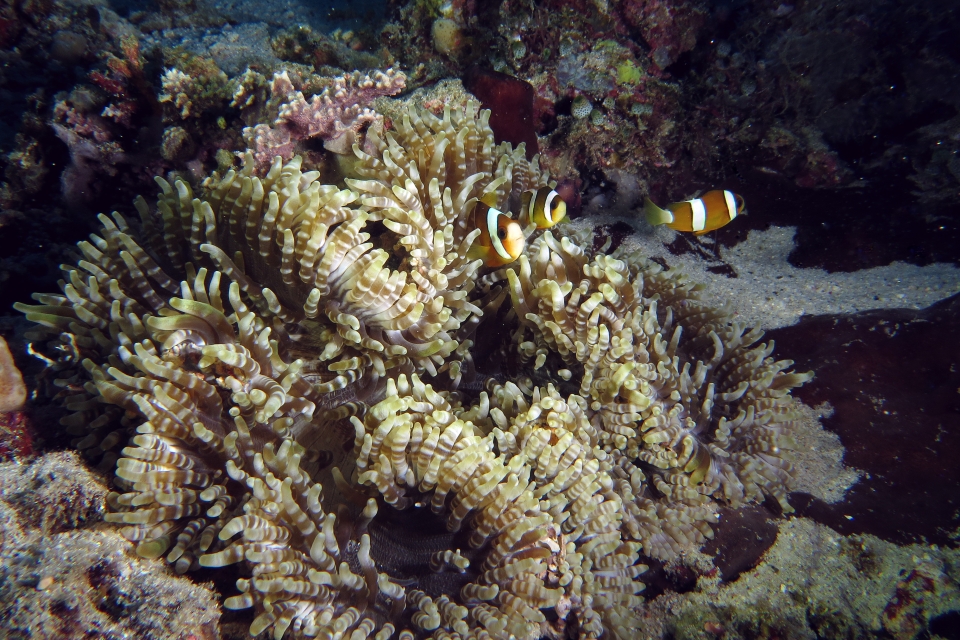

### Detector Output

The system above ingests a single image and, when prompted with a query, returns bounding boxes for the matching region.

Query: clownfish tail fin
[519,191,532,225]
[644,197,673,227]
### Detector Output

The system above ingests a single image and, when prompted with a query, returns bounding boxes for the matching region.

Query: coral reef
[159,58,230,121]
[620,0,707,70]
[51,102,128,205]
[50,35,157,205]
[1,1,959,636]
[0,451,221,638]
[15,102,811,638]
[3,0,957,328]
[0,0,389,214]
[270,24,383,71]
[378,0,960,212]
[0,407,36,462]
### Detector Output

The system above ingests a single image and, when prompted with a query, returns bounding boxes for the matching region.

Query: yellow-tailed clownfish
[521,187,567,229]
[644,189,745,235]
[467,192,525,267]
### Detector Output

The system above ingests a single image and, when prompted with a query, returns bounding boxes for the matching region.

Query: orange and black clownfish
[467,192,525,267]
[644,189,745,235]
[521,187,567,229]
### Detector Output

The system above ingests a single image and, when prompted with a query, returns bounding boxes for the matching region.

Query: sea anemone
[16,101,810,639]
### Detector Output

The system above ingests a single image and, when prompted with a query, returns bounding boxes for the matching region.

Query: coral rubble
[0,451,221,638]
[16,103,810,638]
[641,517,960,640]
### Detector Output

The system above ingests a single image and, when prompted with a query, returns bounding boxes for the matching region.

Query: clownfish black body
[521,187,567,230]
[644,189,745,235]
[467,193,525,267]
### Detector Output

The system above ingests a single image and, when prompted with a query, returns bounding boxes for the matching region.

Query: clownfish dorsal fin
[480,191,499,208]
[479,176,509,211]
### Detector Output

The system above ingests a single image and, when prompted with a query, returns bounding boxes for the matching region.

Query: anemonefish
[644,189,745,235]
[521,187,567,229]
[467,192,525,267]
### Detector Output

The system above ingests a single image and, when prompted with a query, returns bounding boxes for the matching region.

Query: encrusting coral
[241,68,407,172]
[15,98,811,639]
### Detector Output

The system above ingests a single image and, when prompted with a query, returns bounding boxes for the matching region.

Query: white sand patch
[571,217,960,330]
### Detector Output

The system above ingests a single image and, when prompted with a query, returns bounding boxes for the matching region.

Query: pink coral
[0,336,26,414]
[49,35,149,204]
[621,0,707,69]
[53,102,112,143]
[242,68,406,173]
[52,102,126,204]
[89,36,148,127]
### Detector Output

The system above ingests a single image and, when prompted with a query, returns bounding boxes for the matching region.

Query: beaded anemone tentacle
[345,100,551,384]
[353,375,647,639]
[505,231,813,560]
[147,152,415,399]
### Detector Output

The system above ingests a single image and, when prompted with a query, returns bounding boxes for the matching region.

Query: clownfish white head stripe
[467,193,525,267]
[541,190,559,224]
[644,189,745,236]
[487,204,513,261]
[723,190,738,221]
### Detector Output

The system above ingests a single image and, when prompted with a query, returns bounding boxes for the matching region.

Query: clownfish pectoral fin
[466,242,484,263]
[644,197,674,227]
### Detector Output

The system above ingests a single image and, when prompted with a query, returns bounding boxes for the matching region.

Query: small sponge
[0,336,26,413]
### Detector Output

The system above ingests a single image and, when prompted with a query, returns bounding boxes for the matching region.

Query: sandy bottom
[579,217,960,330]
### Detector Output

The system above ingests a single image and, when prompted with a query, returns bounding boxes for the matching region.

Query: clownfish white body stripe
[644,189,745,235]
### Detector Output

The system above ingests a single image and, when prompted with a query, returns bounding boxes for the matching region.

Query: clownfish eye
[497,227,507,239]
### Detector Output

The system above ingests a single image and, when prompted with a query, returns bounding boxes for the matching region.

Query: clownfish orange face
[467,196,525,267]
